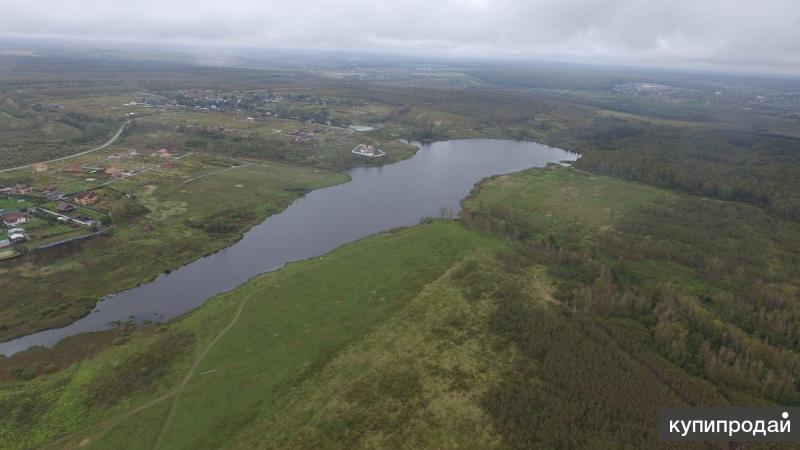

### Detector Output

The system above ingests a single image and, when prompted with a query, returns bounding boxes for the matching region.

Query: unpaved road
[0,120,131,174]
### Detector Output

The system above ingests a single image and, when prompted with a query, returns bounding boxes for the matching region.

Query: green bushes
[86,331,194,407]
[110,197,150,223]
[184,207,257,234]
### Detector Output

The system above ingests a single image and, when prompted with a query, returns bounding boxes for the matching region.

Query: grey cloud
[1,0,798,73]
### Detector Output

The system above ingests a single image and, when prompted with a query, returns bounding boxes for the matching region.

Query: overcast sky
[1,0,799,74]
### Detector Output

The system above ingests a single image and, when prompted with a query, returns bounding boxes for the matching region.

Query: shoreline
[1,138,573,354]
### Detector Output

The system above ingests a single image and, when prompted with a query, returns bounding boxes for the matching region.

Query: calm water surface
[0,139,577,355]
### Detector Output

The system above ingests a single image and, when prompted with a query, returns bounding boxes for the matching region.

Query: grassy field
[0,154,347,340]
[224,249,726,449]
[0,249,19,261]
[463,166,800,290]
[3,166,798,447]
[461,167,666,245]
[0,217,757,449]
[0,221,504,448]
[0,198,34,210]
[130,110,416,169]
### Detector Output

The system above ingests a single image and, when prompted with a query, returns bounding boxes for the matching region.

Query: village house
[351,144,385,158]
[160,162,177,169]
[9,233,26,243]
[2,212,28,227]
[11,184,33,195]
[8,227,27,242]
[56,201,76,213]
[63,164,83,173]
[74,191,98,205]
[105,166,123,175]
[0,239,10,248]
[154,148,172,158]
[109,148,138,160]
[43,185,64,201]
[33,162,49,172]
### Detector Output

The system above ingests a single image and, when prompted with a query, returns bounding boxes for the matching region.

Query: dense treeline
[597,195,800,350]
[56,111,114,144]
[461,191,800,408]
[577,127,800,221]
[0,55,319,96]
[451,253,726,448]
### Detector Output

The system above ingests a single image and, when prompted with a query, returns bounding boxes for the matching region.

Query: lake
[0,139,578,355]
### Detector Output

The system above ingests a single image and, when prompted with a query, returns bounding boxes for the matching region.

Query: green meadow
[0,156,347,341]
[4,166,797,448]
[1,221,505,449]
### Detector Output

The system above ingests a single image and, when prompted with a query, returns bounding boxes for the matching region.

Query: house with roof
[2,212,28,227]
[56,202,76,213]
[154,148,172,158]
[43,186,64,201]
[74,191,98,205]
[33,162,49,172]
[351,144,385,158]
[12,184,33,195]
[9,230,27,242]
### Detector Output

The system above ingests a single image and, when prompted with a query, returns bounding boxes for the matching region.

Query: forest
[460,168,800,415]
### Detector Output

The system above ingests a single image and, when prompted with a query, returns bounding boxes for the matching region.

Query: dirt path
[150,228,424,447]
[152,287,253,449]
[42,291,252,450]
[42,227,426,449]
[181,163,248,184]
[0,121,131,174]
